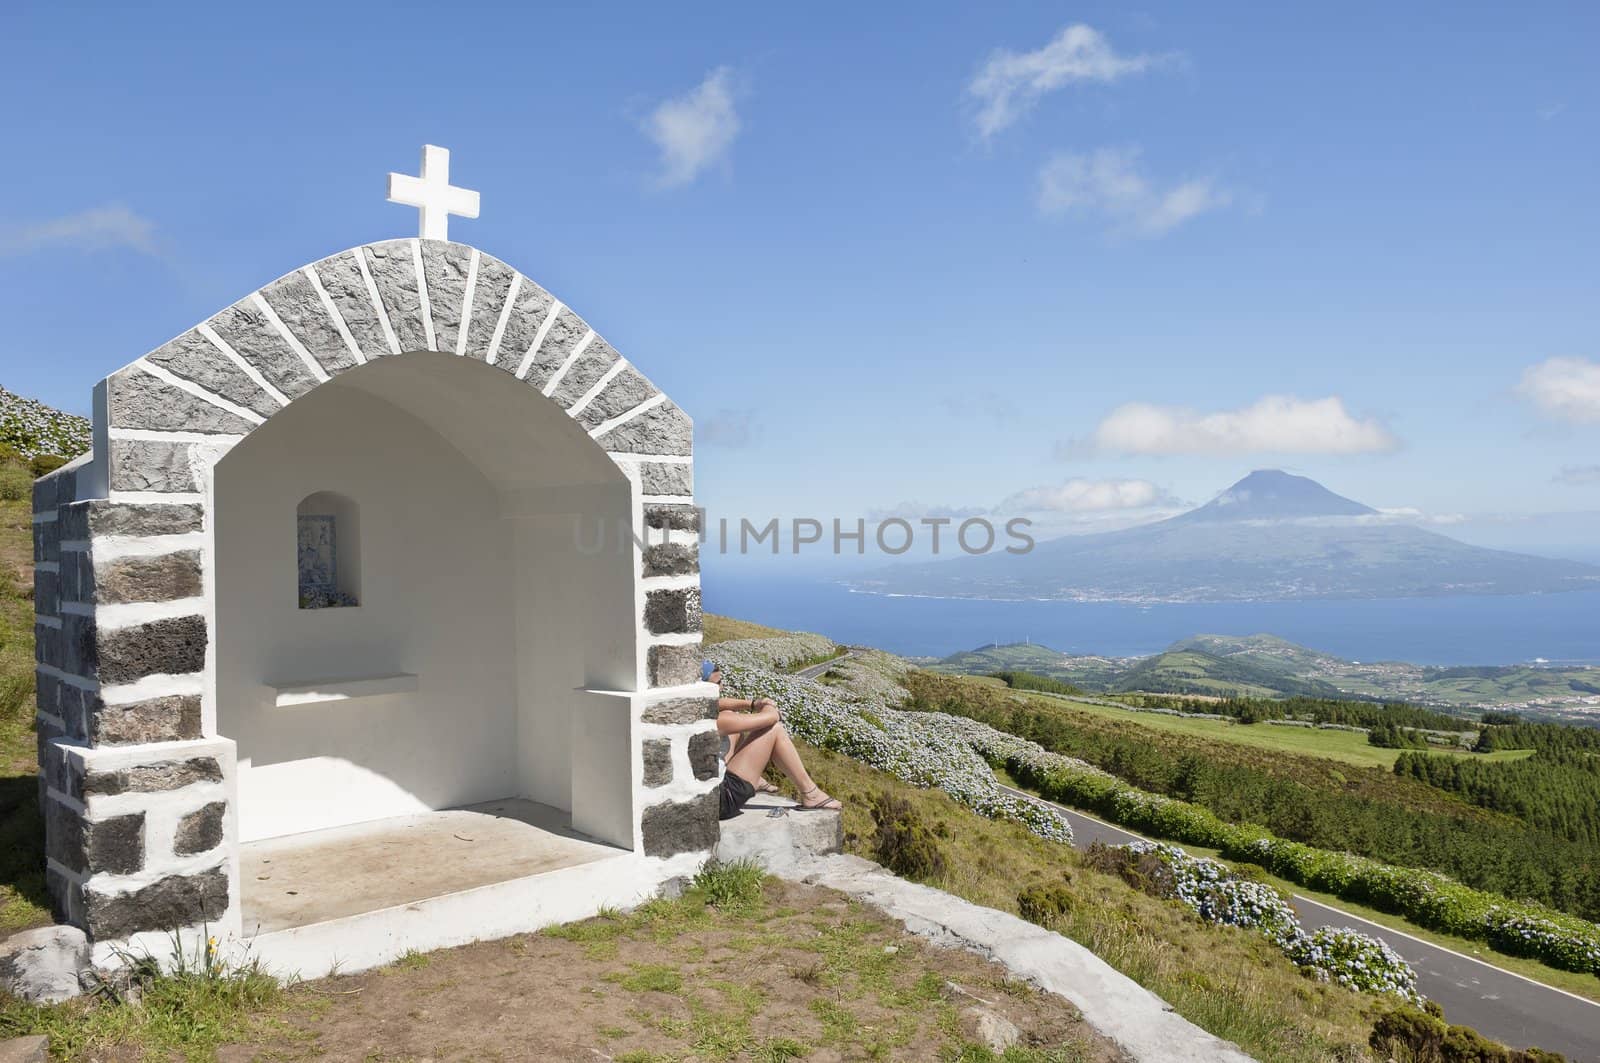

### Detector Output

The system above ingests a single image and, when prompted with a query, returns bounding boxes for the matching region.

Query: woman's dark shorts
[719,772,755,820]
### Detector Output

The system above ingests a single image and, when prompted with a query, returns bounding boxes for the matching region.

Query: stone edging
[790,854,1257,1063]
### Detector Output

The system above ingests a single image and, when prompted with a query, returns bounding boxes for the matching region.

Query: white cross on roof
[387,145,480,241]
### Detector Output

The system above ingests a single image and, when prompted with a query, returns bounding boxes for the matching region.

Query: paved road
[793,648,860,681]
[998,783,1600,1061]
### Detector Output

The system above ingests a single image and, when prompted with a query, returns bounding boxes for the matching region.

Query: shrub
[869,791,946,881]
[1016,881,1074,928]
[0,465,31,502]
[29,454,66,478]
[692,859,765,914]
[1369,1003,1567,1062]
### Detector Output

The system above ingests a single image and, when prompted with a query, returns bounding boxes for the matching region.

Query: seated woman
[704,660,842,819]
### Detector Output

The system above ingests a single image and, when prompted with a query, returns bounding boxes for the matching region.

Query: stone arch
[32,240,721,959]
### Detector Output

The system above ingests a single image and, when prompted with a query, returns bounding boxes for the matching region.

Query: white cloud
[967,24,1161,140]
[1000,478,1176,513]
[1518,357,1600,423]
[1555,465,1600,486]
[1083,395,1399,456]
[1037,147,1228,236]
[0,204,158,257]
[642,67,741,187]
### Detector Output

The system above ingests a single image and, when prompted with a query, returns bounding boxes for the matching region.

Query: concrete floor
[241,799,622,933]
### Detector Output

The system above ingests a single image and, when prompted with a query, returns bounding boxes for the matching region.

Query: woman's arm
[716,700,779,735]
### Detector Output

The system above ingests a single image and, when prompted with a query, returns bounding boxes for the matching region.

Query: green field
[1029,690,1531,770]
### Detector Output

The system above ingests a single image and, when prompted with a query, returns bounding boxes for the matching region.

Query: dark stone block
[90,695,202,746]
[642,738,673,787]
[46,866,83,927]
[84,757,221,797]
[33,516,59,564]
[643,504,703,534]
[644,588,702,635]
[84,866,228,940]
[640,790,720,858]
[642,542,698,579]
[46,802,143,876]
[174,802,226,855]
[60,501,205,540]
[34,567,59,616]
[647,643,701,688]
[95,614,206,685]
[639,697,717,725]
[59,612,95,677]
[94,551,203,605]
[688,731,721,782]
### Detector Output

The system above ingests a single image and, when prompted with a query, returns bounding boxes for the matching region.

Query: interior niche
[297,491,361,608]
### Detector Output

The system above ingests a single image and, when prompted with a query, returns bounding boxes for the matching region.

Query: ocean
[700,572,1600,666]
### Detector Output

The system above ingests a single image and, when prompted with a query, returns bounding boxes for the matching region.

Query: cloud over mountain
[1519,357,1600,423]
[1074,395,1398,456]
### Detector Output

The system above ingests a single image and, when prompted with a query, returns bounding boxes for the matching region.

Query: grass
[793,742,1395,1063]
[1031,689,1530,770]
[703,612,790,644]
[0,493,49,934]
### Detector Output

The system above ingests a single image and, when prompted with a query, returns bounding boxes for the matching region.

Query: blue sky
[2,2,1597,558]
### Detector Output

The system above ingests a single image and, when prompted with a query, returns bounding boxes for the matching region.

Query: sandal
[755,779,782,795]
[796,785,842,811]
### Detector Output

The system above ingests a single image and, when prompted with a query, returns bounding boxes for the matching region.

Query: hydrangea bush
[1128,842,1420,1002]
[709,632,839,673]
[949,705,1600,977]
[714,644,1072,844]
[0,388,90,459]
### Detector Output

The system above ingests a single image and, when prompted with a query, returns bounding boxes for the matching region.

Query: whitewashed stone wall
[34,238,716,947]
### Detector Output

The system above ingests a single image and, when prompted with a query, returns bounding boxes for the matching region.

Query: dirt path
[222,879,1125,1062]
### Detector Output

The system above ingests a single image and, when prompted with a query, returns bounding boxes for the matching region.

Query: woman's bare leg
[725,721,835,806]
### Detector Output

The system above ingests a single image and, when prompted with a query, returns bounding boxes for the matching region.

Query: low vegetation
[907,671,1600,922]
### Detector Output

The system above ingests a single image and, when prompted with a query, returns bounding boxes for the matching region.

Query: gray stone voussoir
[205,300,318,400]
[362,240,430,353]
[83,866,229,941]
[597,399,692,456]
[93,550,202,605]
[575,364,656,429]
[521,306,590,391]
[640,789,720,858]
[460,253,517,360]
[419,241,472,355]
[143,330,279,418]
[107,369,258,435]
[551,337,621,410]
[259,269,359,375]
[94,614,206,685]
[488,274,555,373]
[311,251,394,361]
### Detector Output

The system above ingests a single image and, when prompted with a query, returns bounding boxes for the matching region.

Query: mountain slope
[860,471,1600,603]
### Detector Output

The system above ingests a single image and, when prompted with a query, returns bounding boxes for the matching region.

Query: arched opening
[213,352,638,872]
